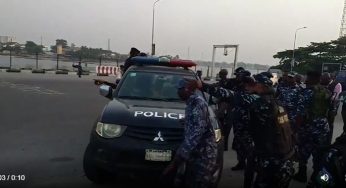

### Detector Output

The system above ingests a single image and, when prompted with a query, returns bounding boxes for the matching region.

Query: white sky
[0,0,344,65]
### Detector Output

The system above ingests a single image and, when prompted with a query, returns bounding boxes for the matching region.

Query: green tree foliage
[273,37,346,73]
[1,42,22,53]
[24,41,43,54]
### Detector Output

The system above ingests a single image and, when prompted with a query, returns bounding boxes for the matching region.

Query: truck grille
[125,126,184,142]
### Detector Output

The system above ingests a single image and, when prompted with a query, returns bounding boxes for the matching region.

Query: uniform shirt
[233,90,256,136]
[176,92,217,162]
[277,84,300,122]
[296,86,330,133]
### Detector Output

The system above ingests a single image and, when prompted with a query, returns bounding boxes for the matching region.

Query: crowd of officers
[120,49,345,187]
[171,67,346,188]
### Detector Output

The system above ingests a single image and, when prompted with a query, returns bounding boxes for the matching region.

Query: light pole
[151,0,161,56]
[9,44,15,69]
[291,26,307,71]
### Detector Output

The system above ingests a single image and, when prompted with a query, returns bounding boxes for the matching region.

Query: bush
[56,70,68,74]
[32,69,45,74]
[21,67,33,70]
[6,69,21,73]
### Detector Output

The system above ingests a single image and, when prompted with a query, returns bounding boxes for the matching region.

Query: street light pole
[9,48,12,69]
[151,0,160,56]
[291,26,307,71]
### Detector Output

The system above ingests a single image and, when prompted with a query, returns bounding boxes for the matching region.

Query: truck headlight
[215,129,222,143]
[96,122,127,138]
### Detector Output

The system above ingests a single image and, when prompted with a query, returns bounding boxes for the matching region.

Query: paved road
[0,72,344,188]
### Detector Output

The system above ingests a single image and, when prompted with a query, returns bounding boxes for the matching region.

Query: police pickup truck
[83,57,224,186]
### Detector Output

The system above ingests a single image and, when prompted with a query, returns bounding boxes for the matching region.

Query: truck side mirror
[99,84,113,99]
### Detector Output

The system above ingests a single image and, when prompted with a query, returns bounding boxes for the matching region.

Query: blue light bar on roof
[131,56,196,67]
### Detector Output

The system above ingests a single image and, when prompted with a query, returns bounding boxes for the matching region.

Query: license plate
[145,149,172,162]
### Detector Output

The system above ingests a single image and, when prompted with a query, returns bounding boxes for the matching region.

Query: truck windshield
[117,71,194,101]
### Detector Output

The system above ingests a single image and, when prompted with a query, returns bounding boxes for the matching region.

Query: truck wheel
[83,144,108,184]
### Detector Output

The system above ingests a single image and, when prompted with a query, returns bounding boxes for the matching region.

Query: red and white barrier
[96,66,121,77]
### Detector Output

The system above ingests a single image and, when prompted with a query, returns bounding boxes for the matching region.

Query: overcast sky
[1,0,344,65]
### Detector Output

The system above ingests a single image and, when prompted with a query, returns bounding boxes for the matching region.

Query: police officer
[245,73,295,188]
[123,47,140,73]
[203,72,295,188]
[163,79,217,188]
[72,61,83,78]
[307,132,346,188]
[293,71,331,183]
[320,72,342,144]
[230,70,254,171]
[217,69,229,88]
[277,72,300,132]
[215,69,232,151]
[228,67,251,91]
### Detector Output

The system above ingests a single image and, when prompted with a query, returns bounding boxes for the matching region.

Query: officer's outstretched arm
[202,82,234,101]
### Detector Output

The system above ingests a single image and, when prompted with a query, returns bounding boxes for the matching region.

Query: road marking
[0,81,64,95]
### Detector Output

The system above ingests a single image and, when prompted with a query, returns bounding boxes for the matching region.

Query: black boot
[293,164,307,183]
[231,161,245,171]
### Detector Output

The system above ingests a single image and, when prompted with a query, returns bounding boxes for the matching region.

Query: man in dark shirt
[123,47,140,73]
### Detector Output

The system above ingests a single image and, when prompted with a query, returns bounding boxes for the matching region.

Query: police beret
[254,72,273,86]
[234,67,245,75]
[260,71,273,78]
[235,69,251,77]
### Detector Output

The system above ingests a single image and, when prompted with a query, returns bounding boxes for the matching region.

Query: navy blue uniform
[176,92,218,188]
[296,86,330,170]
[277,85,301,131]
[232,90,254,165]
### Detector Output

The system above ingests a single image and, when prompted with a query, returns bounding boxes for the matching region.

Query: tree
[273,37,346,73]
[24,41,43,54]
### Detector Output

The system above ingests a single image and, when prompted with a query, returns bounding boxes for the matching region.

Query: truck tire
[83,144,108,184]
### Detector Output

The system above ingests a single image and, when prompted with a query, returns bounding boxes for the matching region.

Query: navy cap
[260,72,273,78]
[235,69,251,76]
[234,67,245,74]
[253,72,273,86]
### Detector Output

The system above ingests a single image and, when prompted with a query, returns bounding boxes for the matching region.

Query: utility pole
[291,27,307,71]
[108,39,110,51]
[340,0,346,37]
[187,47,190,59]
[151,0,161,55]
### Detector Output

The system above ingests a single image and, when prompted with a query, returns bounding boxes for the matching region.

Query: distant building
[0,36,15,43]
